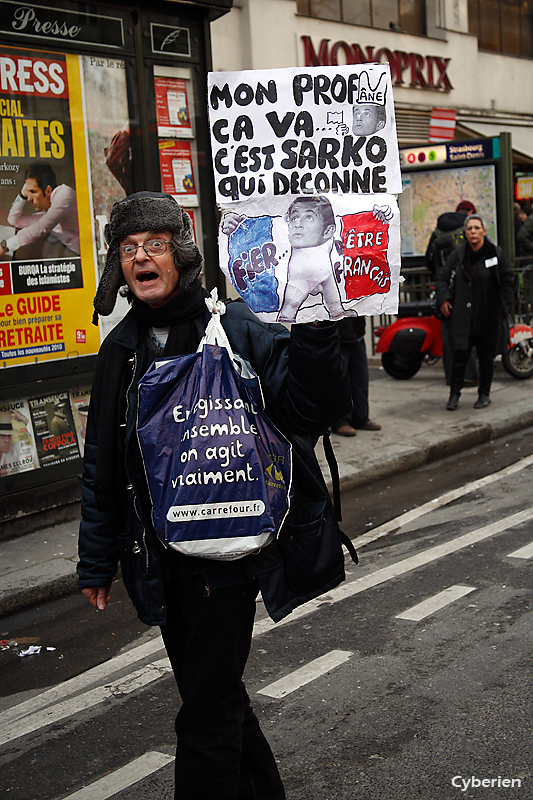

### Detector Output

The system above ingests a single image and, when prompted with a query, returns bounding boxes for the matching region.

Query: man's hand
[20,183,29,200]
[440,300,452,318]
[82,585,112,611]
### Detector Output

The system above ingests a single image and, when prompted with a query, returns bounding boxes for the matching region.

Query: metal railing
[514,258,533,325]
[370,260,533,353]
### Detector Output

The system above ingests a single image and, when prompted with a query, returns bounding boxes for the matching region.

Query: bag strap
[323,429,341,519]
[199,288,236,360]
[322,429,358,565]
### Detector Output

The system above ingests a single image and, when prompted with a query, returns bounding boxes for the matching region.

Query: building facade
[210,0,533,170]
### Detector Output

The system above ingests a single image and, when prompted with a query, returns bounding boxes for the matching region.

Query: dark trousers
[160,575,286,800]
[334,338,369,429]
[450,335,494,396]
[441,319,478,383]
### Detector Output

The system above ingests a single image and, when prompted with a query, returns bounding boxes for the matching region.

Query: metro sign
[400,144,447,168]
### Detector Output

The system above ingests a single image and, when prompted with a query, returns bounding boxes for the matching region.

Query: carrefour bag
[137,290,293,560]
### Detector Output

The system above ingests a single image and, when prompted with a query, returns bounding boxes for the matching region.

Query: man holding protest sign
[77,191,351,799]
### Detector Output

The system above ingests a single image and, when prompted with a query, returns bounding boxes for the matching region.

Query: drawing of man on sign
[219,195,401,323]
[278,196,344,322]
[351,71,387,137]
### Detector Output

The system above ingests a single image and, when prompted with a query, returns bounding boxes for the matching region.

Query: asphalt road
[1,429,533,800]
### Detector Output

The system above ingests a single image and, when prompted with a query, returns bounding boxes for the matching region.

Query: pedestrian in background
[515,203,532,256]
[436,214,515,410]
[332,316,381,437]
[425,200,478,386]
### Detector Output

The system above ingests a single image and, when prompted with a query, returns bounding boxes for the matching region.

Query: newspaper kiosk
[0,0,232,533]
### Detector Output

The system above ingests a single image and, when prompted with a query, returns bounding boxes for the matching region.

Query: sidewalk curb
[0,560,79,618]
[327,411,532,495]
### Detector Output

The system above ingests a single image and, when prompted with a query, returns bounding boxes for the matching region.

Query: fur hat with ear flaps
[93,191,203,318]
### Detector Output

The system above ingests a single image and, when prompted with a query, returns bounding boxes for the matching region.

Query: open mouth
[136,271,158,283]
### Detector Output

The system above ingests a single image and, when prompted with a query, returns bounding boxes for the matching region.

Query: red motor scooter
[374,301,533,380]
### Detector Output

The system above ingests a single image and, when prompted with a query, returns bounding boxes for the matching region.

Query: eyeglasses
[118,239,174,263]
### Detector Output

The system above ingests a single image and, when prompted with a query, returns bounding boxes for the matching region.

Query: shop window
[523,0,533,55]
[502,0,522,55]
[480,0,501,51]
[469,0,533,57]
[372,0,401,30]
[308,0,341,22]
[297,0,426,34]
[399,0,427,34]
[343,0,372,25]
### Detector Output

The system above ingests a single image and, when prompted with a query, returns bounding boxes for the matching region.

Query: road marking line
[253,507,533,638]
[0,658,171,748]
[396,584,477,621]
[1,636,165,725]
[257,650,353,699]
[507,541,533,559]
[355,454,533,549]
[62,750,174,800]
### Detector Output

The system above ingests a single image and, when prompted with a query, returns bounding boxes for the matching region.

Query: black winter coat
[516,213,533,256]
[435,239,515,355]
[78,301,352,626]
[424,211,467,279]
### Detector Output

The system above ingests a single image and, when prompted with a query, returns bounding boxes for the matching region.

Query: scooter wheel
[502,341,533,379]
[381,352,423,379]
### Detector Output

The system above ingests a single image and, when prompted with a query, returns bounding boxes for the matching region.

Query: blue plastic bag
[137,291,292,560]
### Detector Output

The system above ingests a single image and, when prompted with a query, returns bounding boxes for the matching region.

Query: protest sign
[219,193,400,323]
[208,64,401,204]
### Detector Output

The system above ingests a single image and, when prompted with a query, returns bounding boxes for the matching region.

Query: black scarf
[93,279,208,510]
[462,238,496,278]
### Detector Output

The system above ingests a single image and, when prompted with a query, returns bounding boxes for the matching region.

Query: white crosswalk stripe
[0,658,171,747]
[1,636,165,726]
[253,507,533,637]
[507,541,533,559]
[395,584,476,621]
[257,650,353,698]
[62,751,174,799]
[354,454,533,549]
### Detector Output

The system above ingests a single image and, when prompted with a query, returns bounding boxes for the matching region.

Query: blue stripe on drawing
[228,217,280,313]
